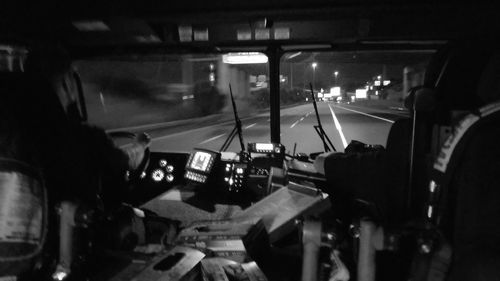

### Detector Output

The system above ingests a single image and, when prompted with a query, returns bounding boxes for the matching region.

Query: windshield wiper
[220,84,245,152]
[309,83,336,152]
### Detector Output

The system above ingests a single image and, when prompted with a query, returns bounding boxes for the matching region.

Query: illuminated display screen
[255,143,274,151]
[190,151,213,172]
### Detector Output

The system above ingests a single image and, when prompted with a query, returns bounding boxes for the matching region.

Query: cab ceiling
[0,1,499,55]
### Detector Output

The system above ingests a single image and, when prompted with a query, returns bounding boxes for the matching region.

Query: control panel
[248,142,285,169]
[184,149,221,184]
[185,171,208,183]
[223,162,248,193]
[248,142,284,155]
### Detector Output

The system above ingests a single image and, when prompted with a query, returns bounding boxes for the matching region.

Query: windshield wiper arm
[309,83,336,152]
[220,84,245,152]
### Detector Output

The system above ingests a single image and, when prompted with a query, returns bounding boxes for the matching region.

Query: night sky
[280,51,434,90]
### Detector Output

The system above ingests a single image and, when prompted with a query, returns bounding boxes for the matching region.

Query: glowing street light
[311,62,318,94]
[334,71,339,86]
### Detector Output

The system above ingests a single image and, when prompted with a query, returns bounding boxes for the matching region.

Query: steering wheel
[108,131,151,183]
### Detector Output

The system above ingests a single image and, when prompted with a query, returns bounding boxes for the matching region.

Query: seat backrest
[444,49,500,281]
[0,158,47,279]
[382,43,454,223]
[384,117,411,224]
[434,41,497,114]
[0,72,56,276]
[0,72,67,279]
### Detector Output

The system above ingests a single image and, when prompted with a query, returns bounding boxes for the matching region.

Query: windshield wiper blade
[220,84,245,152]
[309,83,336,152]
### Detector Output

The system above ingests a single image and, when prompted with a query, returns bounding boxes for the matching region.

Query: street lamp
[334,71,339,86]
[311,62,317,94]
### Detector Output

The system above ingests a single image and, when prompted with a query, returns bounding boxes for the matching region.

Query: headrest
[433,41,497,111]
[476,52,500,104]
[0,72,67,124]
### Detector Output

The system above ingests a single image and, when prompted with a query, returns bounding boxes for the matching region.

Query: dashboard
[182,143,285,194]
[131,142,317,206]
[126,152,189,205]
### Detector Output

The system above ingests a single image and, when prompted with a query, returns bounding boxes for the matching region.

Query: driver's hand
[124,133,151,170]
[136,132,152,147]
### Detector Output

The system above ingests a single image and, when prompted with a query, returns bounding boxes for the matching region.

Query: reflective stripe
[433,101,500,173]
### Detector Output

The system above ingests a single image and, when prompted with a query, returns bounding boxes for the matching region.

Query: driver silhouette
[0,45,152,280]
[24,45,150,206]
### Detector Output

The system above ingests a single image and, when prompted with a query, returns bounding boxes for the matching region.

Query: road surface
[135,101,408,155]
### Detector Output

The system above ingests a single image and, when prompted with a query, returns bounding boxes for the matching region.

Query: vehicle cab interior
[1,1,500,281]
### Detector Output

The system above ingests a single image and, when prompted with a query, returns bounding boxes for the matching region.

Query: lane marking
[290,120,300,128]
[199,133,226,144]
[151,115,263,141]
[346,104,408,118]
[111,112,265,136]
[148,105,310,142]
[290,112,310,129]
[333,105,395,123]
[245,123,257,129]
[109,102,309,133]
[328,104,348,148]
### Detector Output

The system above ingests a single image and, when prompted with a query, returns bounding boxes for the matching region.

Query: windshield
[77,50,433,154]
[76,53,270,152]
[279,50,433,154]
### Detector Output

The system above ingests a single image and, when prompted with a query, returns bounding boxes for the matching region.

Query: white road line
[328,104,348,148]
[290,120,300,128]
[151,116,259,142]
[199,133,226,144]
[245,123,257,129]
[346,104,408,118]
[152,125,219,141]
[333,105,395,123]
[111,113,264,136]
[290,113,310,129]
